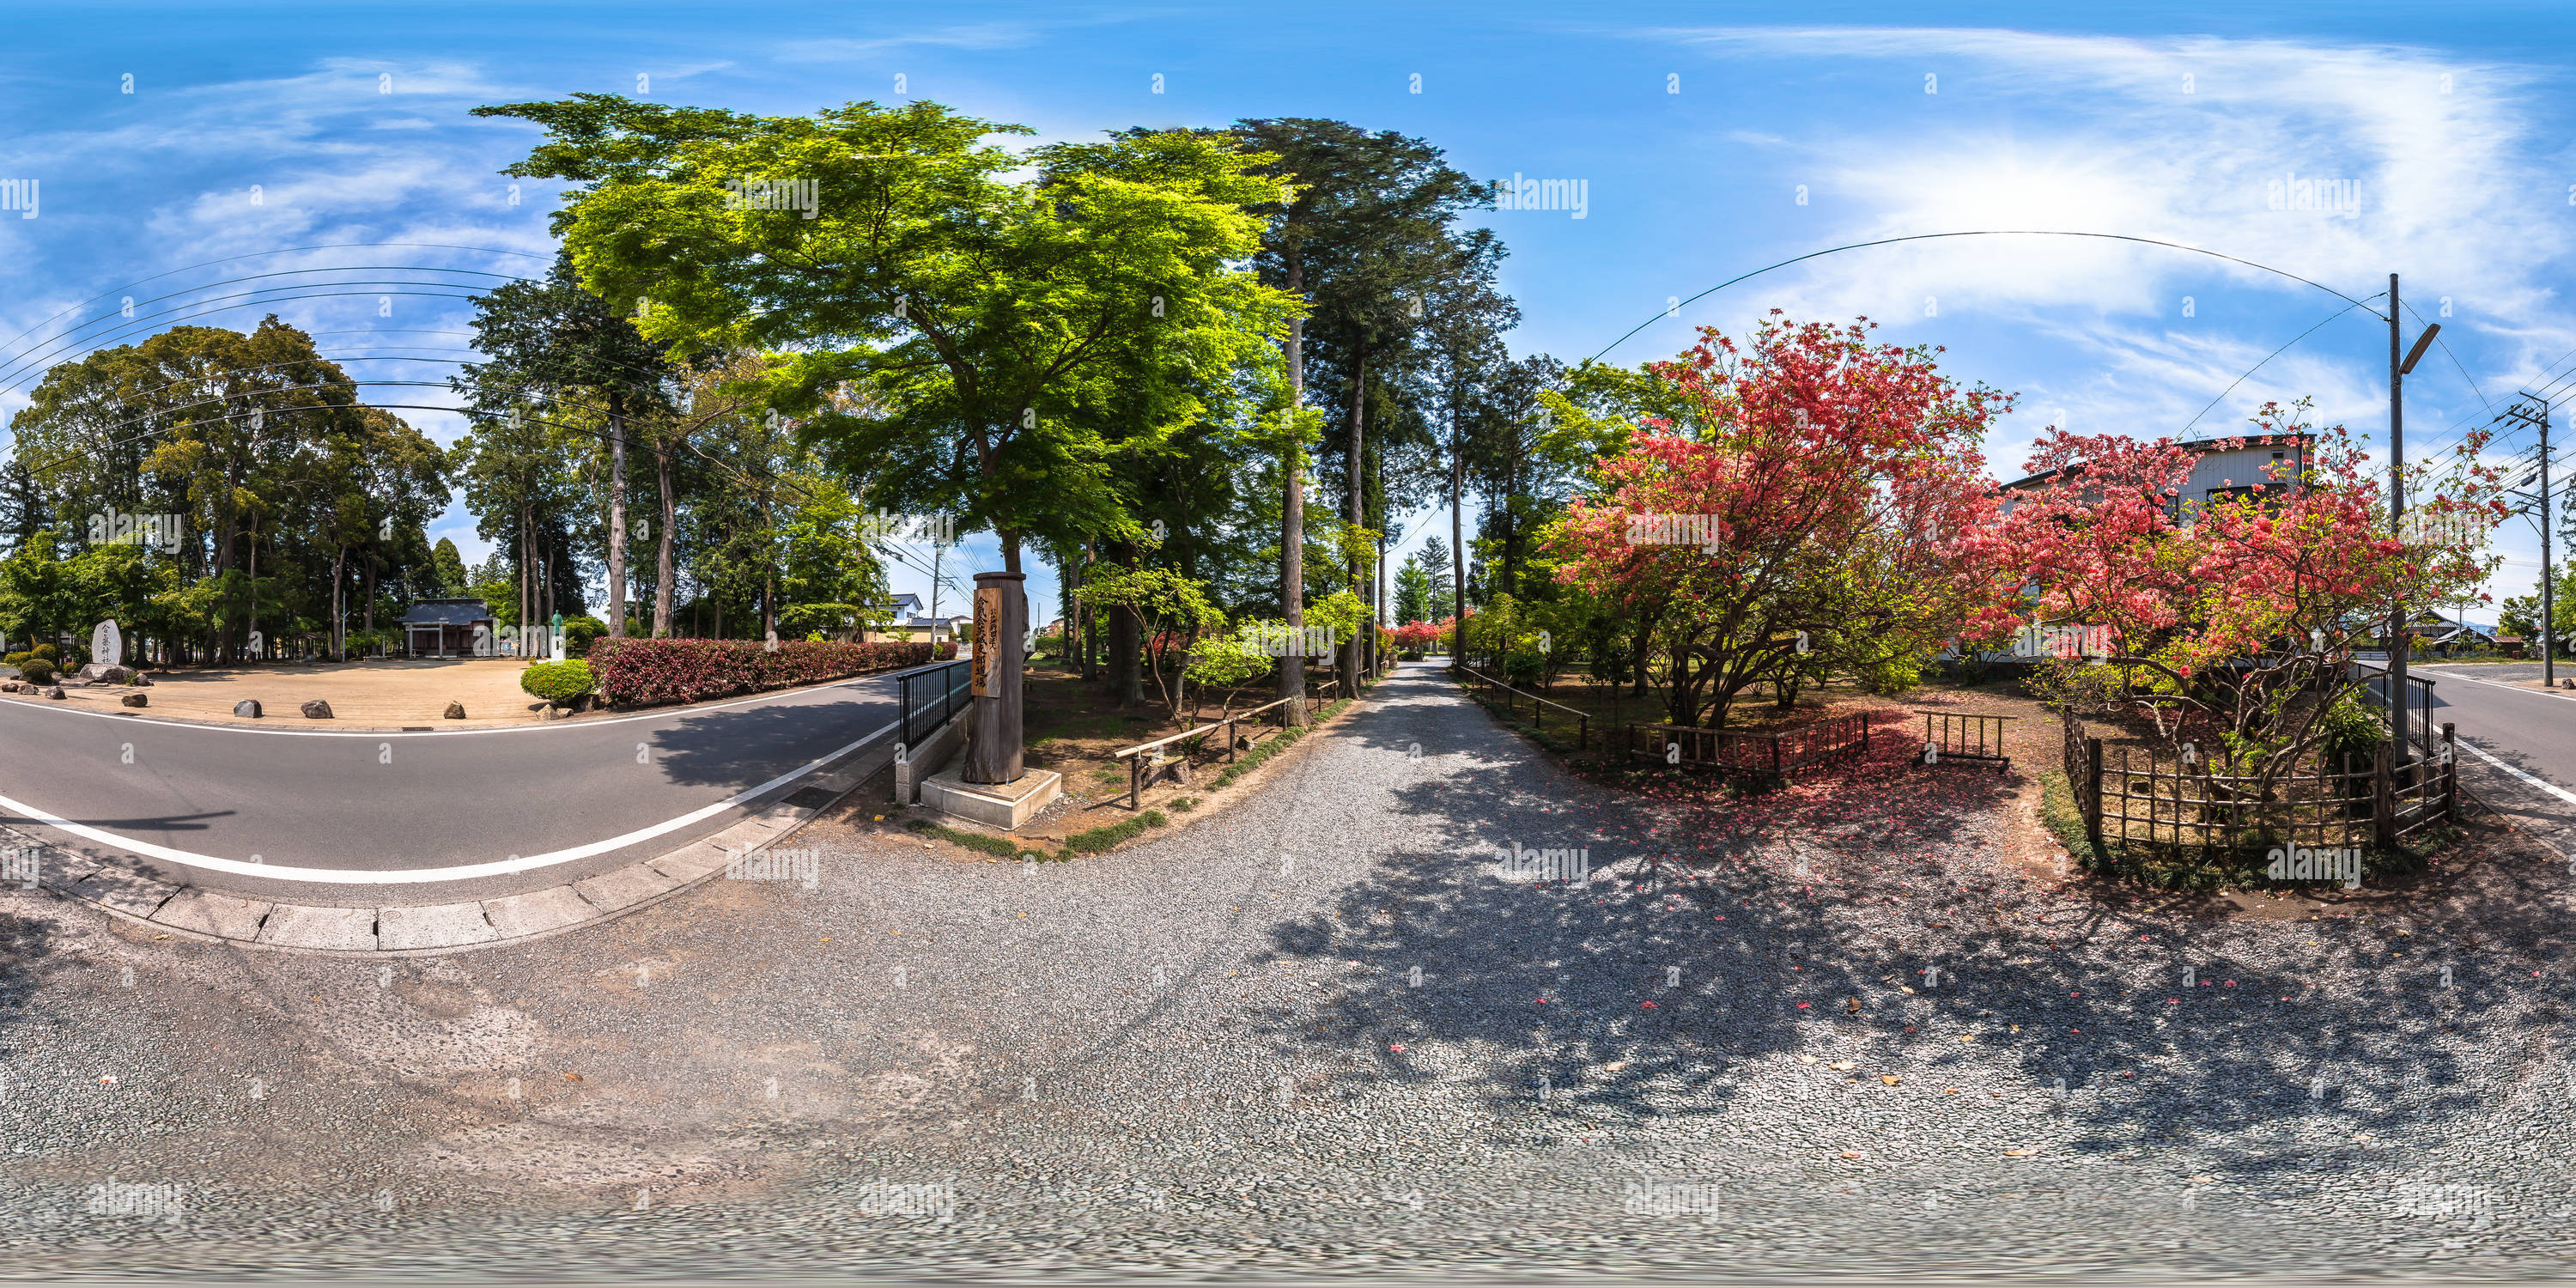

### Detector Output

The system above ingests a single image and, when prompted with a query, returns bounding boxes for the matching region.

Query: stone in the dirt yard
[444,701,466,720]
[120,692,147,708]
[131,674,152,687]
[77,663,132,684]
[45,686,64,700]
[300,699,333,720]
[234,699,262,719]
[540,704,565,721]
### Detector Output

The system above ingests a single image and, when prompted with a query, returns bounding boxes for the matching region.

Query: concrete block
[920,766,1061,831]
[70,868,177,918]
[480,885,596,939]
[256,903,376,951]
[376,902,495,951]
[647,840,731,883]
[893,708,970,805]
[151,890,271,940]
[573,863,681,914]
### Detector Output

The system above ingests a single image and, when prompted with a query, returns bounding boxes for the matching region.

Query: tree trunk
[1343,344,1365,698]
[331,547,346,661]
[998,524,1024,574]
[1081,543,1099,680]
[607,386,629,637]
[1449,414,1467,666]
[1279,254,1309,725]
[1109,601,1143,708]
[653,441,675,637]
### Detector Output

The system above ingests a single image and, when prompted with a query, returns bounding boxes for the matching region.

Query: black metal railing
[896,659,974,751]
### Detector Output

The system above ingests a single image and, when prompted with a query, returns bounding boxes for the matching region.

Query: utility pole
[2388,273,2409,765]
[2506,395,2555,686]
[2386,274,2441,765]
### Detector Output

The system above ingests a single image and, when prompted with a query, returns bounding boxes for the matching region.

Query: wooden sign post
[962,570,1027,784]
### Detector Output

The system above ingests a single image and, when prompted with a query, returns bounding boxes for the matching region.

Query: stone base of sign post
[919,764,1061,831]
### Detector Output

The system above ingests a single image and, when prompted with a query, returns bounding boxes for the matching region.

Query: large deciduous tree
[1551,314,2020,730]
[1999,399,2506,792]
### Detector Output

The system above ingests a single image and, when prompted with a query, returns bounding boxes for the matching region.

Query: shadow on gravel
[1249,668,2535,1185]
[0,902,62,1059]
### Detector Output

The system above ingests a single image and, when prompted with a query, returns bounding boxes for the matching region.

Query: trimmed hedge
[586,638,940,707]
[520,659,597,704]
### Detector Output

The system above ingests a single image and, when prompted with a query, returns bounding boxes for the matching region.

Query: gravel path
[3,660,2572,1279]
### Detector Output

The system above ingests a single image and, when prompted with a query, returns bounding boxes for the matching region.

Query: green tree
[472,94,1297,580]
[452,248,671,639]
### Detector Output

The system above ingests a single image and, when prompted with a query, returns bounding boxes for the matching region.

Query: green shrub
[520,659,597,704]
[32,643,58,662]
[17,660,56,684]
[561,616,608,659]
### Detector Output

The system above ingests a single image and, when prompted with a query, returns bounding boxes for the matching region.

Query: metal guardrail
[896,659,973,752]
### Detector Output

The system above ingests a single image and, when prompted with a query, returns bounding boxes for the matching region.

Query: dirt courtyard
[3,657,556,728]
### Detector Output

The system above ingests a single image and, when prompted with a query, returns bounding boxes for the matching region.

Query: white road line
[2453,735,2576,810]
[0,715,899,884]
[0,663,946,738]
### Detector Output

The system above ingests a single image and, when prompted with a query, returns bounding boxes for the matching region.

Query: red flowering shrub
[586,638,939,707]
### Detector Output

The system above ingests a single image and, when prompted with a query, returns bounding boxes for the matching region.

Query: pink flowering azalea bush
[1998,398,2505,786]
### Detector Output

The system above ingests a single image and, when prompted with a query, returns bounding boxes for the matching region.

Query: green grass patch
[903,817,1051,860]
[1169,796,1200,812]
[1063,809,1169,855]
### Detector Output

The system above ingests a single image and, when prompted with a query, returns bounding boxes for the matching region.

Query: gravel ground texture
[1,660,2572,1281]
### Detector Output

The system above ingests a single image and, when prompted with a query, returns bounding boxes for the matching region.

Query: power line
[1590,228,2382,363]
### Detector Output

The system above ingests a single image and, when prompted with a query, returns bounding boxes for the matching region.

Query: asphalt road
[2407,664,2576,855]
[0,665,957,903]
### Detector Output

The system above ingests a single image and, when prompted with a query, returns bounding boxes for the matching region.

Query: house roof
[1997,432,2314,494]
[400,598,495,627]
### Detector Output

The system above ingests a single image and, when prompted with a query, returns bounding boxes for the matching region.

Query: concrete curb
[15,749,879,959]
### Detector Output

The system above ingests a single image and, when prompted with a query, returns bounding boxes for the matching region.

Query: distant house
[401,598,496,658]
[860,594,969,643]
[1953,433,2313,665]
[1997,432,2311,522]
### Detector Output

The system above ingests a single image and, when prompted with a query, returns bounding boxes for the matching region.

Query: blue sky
[6,2,2575,624]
